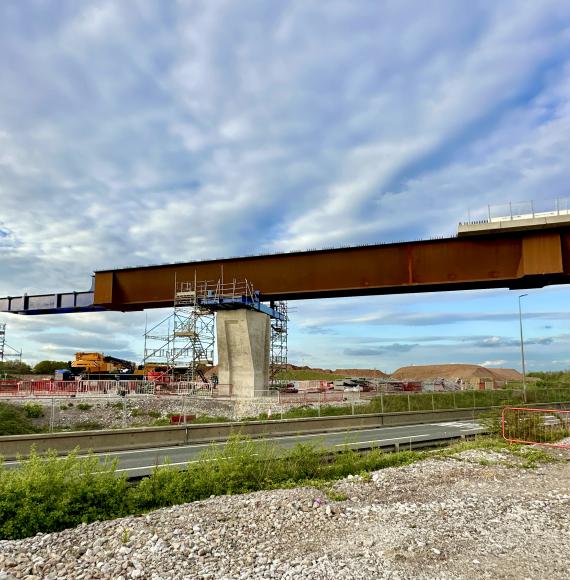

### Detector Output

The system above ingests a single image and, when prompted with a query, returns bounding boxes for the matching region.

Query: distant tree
[33,360,70,375]
[0,360,33,376]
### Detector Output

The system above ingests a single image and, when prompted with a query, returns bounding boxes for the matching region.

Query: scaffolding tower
[0,323,5,362]
[0,323,22,364]
[143,279,216,382]
[143,279,288,384]
[270,301,288,385]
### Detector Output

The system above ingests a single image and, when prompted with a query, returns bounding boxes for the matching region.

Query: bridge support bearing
[216,309,271,397]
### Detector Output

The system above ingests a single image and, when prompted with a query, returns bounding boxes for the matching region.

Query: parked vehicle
[279,383,298,393]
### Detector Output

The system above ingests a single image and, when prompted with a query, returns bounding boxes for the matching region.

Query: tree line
[0,360,69,377]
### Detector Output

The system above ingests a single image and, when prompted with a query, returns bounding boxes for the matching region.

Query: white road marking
[334,434,432,446]
[3,420,481,467]
[98,421,477,456]
[435,422,481,429]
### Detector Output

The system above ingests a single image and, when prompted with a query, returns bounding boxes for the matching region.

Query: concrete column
[216,309,270,398]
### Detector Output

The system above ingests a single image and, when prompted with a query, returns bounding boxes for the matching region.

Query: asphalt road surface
[3,420,484,478]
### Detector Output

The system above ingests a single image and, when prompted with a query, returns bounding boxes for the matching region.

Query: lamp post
[518,294,528,400]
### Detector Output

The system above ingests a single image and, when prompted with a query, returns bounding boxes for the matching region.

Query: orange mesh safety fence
[502,407,570,449]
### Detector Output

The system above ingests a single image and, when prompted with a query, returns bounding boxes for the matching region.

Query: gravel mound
[0,450,568,579]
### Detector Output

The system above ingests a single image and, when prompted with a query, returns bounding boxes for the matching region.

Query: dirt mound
[392,364,498,381]
[489,368,523,381]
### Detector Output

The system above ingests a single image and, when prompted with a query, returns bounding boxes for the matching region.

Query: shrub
[22,402,44,419]
[152,418,170,426]
[76,403,93,411]
[0,449,130,540]
[0,434,544,540]
[0,403,37,435]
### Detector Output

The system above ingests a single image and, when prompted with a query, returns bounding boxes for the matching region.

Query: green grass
[0,437,419,540]
[259,387,570,421]
[152,418,171,426]
[440,436,560,469]
[0,403,38,436]
[275,370,346,381]
[0,450,129,539]
[0,435,561,541]
[70,421,104,431]
[2,386,570,436]
[189,415,231,424]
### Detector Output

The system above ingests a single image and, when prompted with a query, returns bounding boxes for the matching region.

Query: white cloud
[1,1,570,367]
[480,360,508,367]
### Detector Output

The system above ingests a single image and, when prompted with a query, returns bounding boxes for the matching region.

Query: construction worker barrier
[0,380,148,397]
[0,379,228,398]
[502,406,570,449]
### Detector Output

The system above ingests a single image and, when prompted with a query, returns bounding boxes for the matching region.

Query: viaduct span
[2,216,570,396]
[2,221,569,315]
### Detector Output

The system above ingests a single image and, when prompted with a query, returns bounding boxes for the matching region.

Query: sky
[1,0,570,372]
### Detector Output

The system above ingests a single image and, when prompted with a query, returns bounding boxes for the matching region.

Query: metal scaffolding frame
[270,301,288,385]
[143,278,215,382]
[0,323,5,363]
[0,323,22,364]
[143,278,288,384]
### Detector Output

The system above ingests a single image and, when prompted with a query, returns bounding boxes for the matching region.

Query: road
[3,420,484,478]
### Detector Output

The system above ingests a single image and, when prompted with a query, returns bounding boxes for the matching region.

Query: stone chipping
[0,449,568,579]
[7,395,367,429]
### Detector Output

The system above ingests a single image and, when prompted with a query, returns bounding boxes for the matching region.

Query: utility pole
[518,294,528,401]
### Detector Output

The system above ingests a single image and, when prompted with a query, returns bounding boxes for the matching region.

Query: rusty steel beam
[91,229,570,312]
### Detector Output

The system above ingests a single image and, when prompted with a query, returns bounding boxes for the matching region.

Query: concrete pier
[216,309,271,397]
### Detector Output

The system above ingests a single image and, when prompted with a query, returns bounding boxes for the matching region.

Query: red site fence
[502,407,570,449]
[0,379,142,396]
[0,379,231,398]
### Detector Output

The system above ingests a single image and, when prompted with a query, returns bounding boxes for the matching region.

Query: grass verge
[0,403,39,436]
[1,435,563,541]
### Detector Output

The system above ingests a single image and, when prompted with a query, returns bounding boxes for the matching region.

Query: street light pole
[518,294,528,400]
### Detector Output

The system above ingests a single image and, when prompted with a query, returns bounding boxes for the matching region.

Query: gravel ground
[7,396,367,429]
[0,448,568,579]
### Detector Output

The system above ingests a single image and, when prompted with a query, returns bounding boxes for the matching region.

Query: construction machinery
[71,352,135,375]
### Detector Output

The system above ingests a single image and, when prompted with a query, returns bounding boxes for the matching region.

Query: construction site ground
[0,444,568,579]
[3,395,368,431]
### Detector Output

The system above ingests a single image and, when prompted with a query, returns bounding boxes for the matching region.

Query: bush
[22,402,44,419]
[76,403,93,411]
[0,450,130,540]
[152,418,170,426]
[0,435,526,540]
[0,403,37,435]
